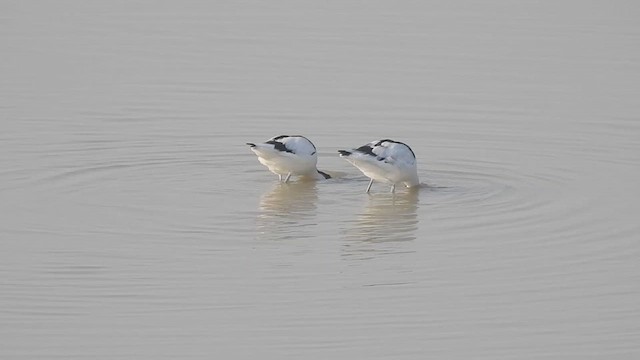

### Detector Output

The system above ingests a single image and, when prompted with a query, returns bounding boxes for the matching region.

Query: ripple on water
[5,140,258,245]
[416,151,640,294]
[334,145,630,271]
[331,143,583,258]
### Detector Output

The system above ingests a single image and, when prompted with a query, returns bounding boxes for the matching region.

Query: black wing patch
[268,135,317,155]
[375,139,416,159]
[355,145,377,157]
[355,144,386,161]
[266,140,294,153]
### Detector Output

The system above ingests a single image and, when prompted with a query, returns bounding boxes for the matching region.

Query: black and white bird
[247,135,331,182]
[338,139,419,193]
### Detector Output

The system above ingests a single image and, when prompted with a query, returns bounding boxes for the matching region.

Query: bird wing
[361,139,416,166]
[269,135,317,156]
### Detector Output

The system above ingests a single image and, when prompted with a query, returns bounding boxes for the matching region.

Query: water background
[2,1,639,359]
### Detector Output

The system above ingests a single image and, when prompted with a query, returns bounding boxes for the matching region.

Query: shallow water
[2,1,640,359]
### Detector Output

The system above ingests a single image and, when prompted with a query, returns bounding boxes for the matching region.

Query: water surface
[2,1,640,359]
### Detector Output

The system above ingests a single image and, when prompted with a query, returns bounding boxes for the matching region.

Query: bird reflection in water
[256,180,319,241]
[342,187,420,259]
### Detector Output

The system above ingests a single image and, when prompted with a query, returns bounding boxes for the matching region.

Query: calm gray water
[2,1,640,359]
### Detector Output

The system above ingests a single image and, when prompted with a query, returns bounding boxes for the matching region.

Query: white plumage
[247,135,331,182]
[338,139,419,192]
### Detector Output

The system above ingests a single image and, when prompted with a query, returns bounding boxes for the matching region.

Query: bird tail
[248,142,288,160]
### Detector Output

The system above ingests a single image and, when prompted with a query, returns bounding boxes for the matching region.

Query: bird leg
[390,184,396,193]
[284,173,292,183]
[366,178,374,193]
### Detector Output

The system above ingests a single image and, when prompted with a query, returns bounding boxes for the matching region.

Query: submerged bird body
[247,135,330,181]
[339,139,419,192]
